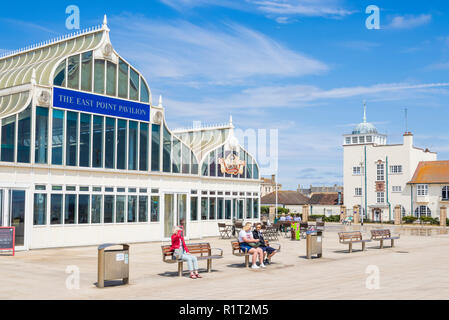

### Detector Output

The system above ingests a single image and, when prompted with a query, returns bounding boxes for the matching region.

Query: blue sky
[2,0,449,190]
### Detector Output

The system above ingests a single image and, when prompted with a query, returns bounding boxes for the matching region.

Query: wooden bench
[370,229,400,249]
[161,242,223,276]
[338,231,371,253]
[218,223,232,239]
[231,240,281,267]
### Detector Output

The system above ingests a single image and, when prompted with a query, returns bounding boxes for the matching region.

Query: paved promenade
[1,223,449,300]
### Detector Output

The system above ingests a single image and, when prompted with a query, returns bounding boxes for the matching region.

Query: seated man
[279,214,286,221]
[286,214,293,221]
[293,214,301,222]
[253,223,277,265]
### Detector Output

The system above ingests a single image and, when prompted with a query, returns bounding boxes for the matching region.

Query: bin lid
[98,243,129,250]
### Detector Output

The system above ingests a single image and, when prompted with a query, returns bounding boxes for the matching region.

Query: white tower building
[343,104,437,222]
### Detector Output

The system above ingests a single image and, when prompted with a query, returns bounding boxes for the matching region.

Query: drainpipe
[386,156,391,221]
[410,185,414,217]
[363,146,367,226]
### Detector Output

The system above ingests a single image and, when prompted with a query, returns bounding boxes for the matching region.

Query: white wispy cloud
[388,14,432,29]
[0,18,57,34]
[159,0,354,20]
[110,15,328,85]
[340,40,381,51]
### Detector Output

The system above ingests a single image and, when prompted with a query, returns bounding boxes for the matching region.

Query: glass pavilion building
[0,18,260,250]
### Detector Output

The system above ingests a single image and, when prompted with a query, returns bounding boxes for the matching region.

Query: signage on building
[375,181,385,192]
[218,153,245,175]
[0,227,15,256]
[53,87,150,121]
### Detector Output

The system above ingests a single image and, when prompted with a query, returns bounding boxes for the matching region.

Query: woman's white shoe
[260,263,266,268]
[251,264,260,269]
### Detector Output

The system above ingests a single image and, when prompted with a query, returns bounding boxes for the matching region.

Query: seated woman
[253,223,277,264]
[170,225,202,279]
[238,222,265,269]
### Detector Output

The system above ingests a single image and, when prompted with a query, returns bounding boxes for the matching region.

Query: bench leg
[362,241,366,251]
[178,262,183,277]
[349,242,352,253]
[245,255,249,268]
[380,239,383,249]
[207,259,212,272]
[391,239,394,248]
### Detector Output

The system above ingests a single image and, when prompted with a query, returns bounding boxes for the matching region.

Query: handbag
[247,242,261,248]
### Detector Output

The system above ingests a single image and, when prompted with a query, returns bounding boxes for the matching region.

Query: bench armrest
[210,248,223,256]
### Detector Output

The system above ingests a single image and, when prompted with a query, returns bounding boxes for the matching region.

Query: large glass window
[117,119,127,170]
[201,198,208,220]
[79,113,91,167]
[217,198,224,219]
[209,197,216,220]
[33,194,47,225]
[172,138,181,173]
[191,151,198,174]
[238,200,244,219]
[139,195,148,222]
[17,106,31,163]
[118,59,129,99]
[65,194,76,224]
[128,121,138,170]
[35,107,49,164]
[67,55,80,90]
[190,197,198,221]
[91,195,102,223]
[376,164,385,181]
[1,115,15,162]
[415,205,431,218]
[246,154,253,179]
[139,123,148,171]
[92,116,103,168]
[105,117,115,169]
[151,124,160,171]
[51,109,64,165]
[129,68,139,101]
[78,195,90,224]
[128,195,137,222]
[246,198,252,219]
[106,61,117,96]
[209,150,216,176]
[116,195,126,223]
[104,195,114,223]
[182,144,190,174]
[150,196,159,222]
[140,79,150,103]
[50,194,63,225]
[442,186,449,200]
[163,126,171,173]
[54,60,66,87]
[217,146,224,177]
[94,60,105,94]
[66,111,78,166]
[81,52,93,92]
[225,199,231,219]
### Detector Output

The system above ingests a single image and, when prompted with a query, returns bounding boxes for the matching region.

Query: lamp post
[360,160,364,226]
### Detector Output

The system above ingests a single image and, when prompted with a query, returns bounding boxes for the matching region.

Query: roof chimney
[403,132,413,149]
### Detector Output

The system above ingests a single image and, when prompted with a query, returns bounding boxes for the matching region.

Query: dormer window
[359,136,365,143]
[366,136,372,143]
[345,137,351,144]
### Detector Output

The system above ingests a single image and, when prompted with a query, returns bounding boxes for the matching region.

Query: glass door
[164,194,174,238]
[164,193,188,239]
[2,189,27,249]
[177,194,187,236]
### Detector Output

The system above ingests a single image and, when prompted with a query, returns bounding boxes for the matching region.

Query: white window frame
[352,166,361,175]
[417,184,428,196]
[392,186,402,193]
[390,165,403,174]
[355,188,362,196]
[376,192,384,204]
[376,164,384,181]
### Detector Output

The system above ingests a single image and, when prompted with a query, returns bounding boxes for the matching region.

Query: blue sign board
[53,87,150,121]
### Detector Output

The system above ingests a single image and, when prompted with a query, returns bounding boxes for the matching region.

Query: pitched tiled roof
[409,161,449,184]
[309,193,343,205]
[261,191,309,205]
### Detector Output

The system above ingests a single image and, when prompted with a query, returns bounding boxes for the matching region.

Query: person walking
[170,225,202,279]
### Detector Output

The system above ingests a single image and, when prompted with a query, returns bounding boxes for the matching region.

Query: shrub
[261,206,270,214]
[447,218,449,227]
[419,216,439,225]
[403,216,418,224]
[309,215,325,221]
[324,215,340,222]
